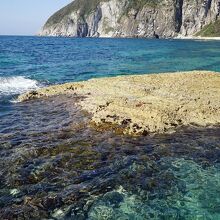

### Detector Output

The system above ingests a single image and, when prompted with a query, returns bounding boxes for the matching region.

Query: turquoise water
[1,36,220,85]
[1,36,220,219]
[1,36,220,100]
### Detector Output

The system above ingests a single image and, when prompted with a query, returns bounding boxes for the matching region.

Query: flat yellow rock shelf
[18,71,220,135]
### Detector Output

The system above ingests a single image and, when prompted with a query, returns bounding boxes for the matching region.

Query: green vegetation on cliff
[45,0,161,27]
[196,20,220,37]
[123,0,161,16]
[46,0,105,26]
[126,0,161,10]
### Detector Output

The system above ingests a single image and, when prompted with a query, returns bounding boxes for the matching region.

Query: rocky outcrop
[18,71,220,135]
[39,0,220,38]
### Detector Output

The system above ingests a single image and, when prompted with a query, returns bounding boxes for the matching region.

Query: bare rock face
[39,0,220,38]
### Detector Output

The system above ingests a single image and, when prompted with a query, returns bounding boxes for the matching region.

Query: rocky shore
[18,71,220,135]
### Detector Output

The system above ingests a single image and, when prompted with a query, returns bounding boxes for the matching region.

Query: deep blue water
[1,36,220,219]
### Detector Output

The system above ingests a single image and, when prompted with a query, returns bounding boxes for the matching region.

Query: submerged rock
[1,94,220,219]
[18,71,220,135]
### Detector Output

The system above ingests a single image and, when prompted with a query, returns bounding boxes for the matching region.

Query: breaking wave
[0,76,40,95]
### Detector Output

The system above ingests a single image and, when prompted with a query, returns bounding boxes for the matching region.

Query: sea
[1,36,220,219]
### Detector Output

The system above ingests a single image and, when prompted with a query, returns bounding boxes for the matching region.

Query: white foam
[0,76,39,95]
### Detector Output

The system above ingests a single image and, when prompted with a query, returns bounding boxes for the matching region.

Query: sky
[0,0,72,35]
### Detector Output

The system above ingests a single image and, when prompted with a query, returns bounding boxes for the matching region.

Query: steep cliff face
[39,0,220,38]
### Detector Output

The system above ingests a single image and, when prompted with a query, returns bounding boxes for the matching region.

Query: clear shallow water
[1,36,220,219]
[1,95,220,219]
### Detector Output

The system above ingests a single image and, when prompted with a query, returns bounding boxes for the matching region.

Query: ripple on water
[0,95,220,219]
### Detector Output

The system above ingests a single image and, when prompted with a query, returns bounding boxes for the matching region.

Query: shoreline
[18,71,220,135]
[175,36,220,41]
[2,35,220,41]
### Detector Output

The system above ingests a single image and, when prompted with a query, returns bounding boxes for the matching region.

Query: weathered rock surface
[39,0,220,38]
[18,71,220,135]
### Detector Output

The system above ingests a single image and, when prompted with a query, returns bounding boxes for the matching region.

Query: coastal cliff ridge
[39,0,220,38]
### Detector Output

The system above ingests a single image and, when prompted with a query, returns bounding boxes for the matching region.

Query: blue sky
[0,0,72,35]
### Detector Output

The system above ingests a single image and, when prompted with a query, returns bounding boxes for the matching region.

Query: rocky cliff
[39,0,220,38]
